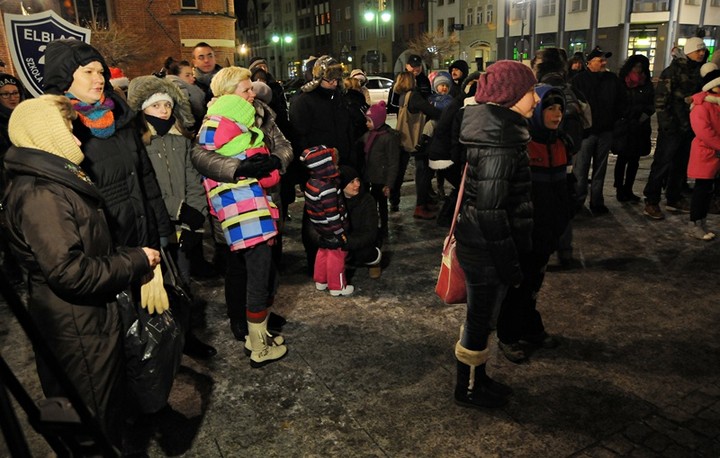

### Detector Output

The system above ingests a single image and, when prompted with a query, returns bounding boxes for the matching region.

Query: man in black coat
[570,46,625,215]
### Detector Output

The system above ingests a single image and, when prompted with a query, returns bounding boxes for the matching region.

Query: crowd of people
[0,34,719,453]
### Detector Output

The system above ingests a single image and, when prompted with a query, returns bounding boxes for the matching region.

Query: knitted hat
[474,60,537,107]
[683,37,706,56]
[252,81,272,104]
[300,145,338,179]
[350,69,367,85]
[127,75,194,128]
[448,60,469,80]
[9,95,84,165]
[43,40,111,95]
[197,94,262,153]
[141,92,174,110]
[248,57,268,71]
[432,71,452,93]
[339,165,359,189]
[0,73,20,88]
[701,63,720,92]
[365,101,387,129]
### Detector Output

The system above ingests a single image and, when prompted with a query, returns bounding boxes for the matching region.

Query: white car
[366,76,394,106]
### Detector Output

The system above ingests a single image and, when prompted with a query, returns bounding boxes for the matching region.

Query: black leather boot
[476,363,513,397]
[230,318,248,341]
[454,361,507,409]
[183,332,217,359]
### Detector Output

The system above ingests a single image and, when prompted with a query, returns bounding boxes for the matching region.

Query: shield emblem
[4,10,91,97]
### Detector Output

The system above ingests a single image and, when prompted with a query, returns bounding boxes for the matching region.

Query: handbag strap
[444,163,469,250]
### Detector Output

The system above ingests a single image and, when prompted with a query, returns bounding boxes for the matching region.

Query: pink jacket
[688,92,720,179]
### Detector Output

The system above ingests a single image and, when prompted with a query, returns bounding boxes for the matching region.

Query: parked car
[366,76,394,106]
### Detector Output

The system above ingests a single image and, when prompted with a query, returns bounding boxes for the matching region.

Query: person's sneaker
[666,198,690,213]
[589,204,610,216]
[330,285,354,296]
[413,205,436,220]
[643,202,665,220]
[315,282,328,291]
[498,341,527,364]
[625,191,642,203]
[520,332,560,349]
[688,221,715,241]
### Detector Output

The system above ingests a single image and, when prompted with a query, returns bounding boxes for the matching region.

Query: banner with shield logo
[4,10,90,97]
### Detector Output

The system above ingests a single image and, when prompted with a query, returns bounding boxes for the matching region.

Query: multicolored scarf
[67,93,116,138]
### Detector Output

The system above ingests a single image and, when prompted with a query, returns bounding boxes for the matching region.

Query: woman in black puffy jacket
[453,61,537,410]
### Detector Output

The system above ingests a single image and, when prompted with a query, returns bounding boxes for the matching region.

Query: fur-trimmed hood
[690,91,720,110]
[127,75,194,129]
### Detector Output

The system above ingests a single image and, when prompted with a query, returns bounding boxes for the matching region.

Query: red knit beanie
[474,60,537,108]
[366,101,387,129]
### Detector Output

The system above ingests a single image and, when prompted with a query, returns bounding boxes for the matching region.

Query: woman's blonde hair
[393,71,416,94]
[210,66,252,97]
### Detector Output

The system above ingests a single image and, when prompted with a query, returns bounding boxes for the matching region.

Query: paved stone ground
[1,154,719,457]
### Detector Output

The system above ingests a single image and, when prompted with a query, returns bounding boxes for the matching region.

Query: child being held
[301,145,354,296]
[197,94,279,251]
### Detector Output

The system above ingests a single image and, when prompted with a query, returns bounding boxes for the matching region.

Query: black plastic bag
[117,257,186,414]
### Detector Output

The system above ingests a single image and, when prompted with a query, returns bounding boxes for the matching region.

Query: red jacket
[688,92,720,180]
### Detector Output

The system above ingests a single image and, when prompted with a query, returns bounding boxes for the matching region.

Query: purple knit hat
[366,101,387,129]
[474,60,537,108]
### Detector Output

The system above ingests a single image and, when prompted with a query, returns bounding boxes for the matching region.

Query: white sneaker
[330,285,354,296]
[315,282,328,291]
[689,221,715,241]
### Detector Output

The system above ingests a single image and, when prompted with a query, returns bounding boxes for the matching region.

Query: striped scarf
[67,93,116,139]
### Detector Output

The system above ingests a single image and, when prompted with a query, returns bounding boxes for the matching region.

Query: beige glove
[140,264,170,314]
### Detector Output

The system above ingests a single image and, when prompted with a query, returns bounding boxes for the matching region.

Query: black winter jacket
[571,70,625,135]
[73,93,173,248]
[2,147,151,432]
[290,86,353,165]
[456,104,533,286]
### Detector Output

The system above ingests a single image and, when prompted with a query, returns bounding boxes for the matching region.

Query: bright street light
[270,34,293,78]
[364,9,392,73]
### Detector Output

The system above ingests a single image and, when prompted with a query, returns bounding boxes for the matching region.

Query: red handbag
[435,164,468,305]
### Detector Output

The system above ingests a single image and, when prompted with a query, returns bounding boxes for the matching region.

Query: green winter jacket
[655,56,704,134]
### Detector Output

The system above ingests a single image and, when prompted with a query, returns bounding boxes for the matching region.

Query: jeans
[496,251,550,344]
[457,258,509,351]
[643,130,693,205]
[573,131,613,207]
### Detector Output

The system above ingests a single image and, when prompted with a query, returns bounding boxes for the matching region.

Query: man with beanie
[570,46,626,215]
[643,37,708,220]
[454,60,538,409]
[448,59,469,98]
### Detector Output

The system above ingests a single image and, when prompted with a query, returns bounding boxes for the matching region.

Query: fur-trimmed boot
[247,317,287,368]
[454,340,508,409]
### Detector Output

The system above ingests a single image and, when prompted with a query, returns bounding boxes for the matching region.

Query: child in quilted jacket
[301,145,354,296]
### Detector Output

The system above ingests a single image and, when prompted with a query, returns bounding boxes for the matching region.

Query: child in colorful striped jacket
[301,145,354,296]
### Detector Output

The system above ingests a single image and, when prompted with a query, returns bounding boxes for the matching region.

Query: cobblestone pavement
[1,153,719,457]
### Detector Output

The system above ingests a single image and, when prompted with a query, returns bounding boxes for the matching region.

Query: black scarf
[145,114,175,136]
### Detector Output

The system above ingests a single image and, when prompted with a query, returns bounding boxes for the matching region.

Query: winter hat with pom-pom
[701,62,720,92]
[432,71,452,93]
[474,60,537,108]
[366,101,387,129]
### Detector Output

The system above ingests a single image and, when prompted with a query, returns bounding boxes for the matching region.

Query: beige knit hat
[9,95,84,165]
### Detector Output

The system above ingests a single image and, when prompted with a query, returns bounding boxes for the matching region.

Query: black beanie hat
[339,165,359,189]
[43,39,111,95]
[448,60,469,79]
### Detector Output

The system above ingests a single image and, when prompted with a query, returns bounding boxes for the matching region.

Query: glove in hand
[140,264,170,314]
[235,154,272,180]
[179,230,202,252]
[179,203,205,230]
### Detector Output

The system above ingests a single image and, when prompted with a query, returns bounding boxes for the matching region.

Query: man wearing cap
[570,46,626,215]
[406,54,431,99]
[642,37,707,220]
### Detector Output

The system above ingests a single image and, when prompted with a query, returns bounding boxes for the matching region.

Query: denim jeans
[573,131,613,207]
[457,258,509,351]
[225,242,276,319]
[643,130,693,205]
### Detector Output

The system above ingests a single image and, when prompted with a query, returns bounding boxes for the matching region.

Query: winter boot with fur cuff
[454,341,508,408]
[247,317,287,368]
[244,331,285,356]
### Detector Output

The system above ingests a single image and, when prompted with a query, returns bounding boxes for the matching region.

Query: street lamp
[271,34,293,79]
[238,43,248,67]
[513,0,533,62]
[364,9,392,74]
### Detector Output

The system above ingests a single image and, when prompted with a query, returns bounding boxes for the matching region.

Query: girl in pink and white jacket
[687,62,720,241]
